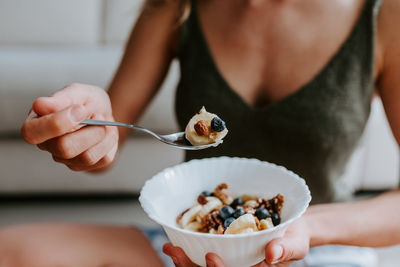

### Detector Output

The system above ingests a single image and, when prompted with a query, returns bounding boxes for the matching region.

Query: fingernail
[270,245,283,264]
[70,105,85,123]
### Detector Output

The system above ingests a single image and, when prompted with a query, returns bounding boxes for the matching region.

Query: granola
[177,183,284,235]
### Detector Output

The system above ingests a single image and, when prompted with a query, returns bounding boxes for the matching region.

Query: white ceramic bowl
[139,157,311,267]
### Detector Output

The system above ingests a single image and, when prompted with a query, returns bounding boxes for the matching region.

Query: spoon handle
[81,119,136,128]
[81,119,160,139]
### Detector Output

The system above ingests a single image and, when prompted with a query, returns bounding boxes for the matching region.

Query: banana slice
[184,221,202,232]
[185,107,228,146]
[258,218,274,230]
[225,214,258,234]
[199,197,223,217]
[209,228,218,234]
[180,205,202,228]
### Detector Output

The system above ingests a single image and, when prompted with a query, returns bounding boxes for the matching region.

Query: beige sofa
[0,0,398,194]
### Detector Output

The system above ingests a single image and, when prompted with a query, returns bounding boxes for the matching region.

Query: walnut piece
[197,194,208,205]
[202,210,223,232]
[194,120,210,136]
[213,183,233,205]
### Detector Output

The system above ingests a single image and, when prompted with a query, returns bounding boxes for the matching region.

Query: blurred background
[0,0,399,266]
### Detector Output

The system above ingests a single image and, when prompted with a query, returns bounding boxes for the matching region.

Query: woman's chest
[196,0,377,108]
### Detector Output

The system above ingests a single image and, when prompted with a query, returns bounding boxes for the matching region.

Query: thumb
[265,236,309,264]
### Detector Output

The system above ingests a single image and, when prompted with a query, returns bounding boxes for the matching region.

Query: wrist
[303,205,332,247]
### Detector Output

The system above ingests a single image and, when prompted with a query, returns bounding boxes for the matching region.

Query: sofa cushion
[0,137,183,193]
[361,99,399,190]
[0,0,102,45]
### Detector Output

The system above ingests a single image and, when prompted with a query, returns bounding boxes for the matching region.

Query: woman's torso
[175,0,382,204]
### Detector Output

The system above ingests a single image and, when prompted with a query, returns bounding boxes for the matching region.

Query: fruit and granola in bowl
[185,107,228,146]
[177,183,284,235]
[139,157,311,267]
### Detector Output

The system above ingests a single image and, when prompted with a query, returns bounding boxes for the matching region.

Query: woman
[2,0,400,266]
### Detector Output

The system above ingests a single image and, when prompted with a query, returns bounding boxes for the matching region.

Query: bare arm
[307,190,400,247]
[21,2,180,172]
[108,2,180,146]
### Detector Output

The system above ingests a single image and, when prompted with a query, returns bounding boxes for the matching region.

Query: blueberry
[224,217,235,228]
[230,197,244,208]
[220,206,235,220]
[232,208,245,219]
[201,191,213,197]
[211,117,226,132]
[271,213,281,225]
[255,208,271,220]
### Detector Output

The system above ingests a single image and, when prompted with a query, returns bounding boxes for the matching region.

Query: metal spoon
[81,119,220,150]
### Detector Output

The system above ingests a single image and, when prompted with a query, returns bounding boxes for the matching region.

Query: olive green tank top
[175,0,382,204]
